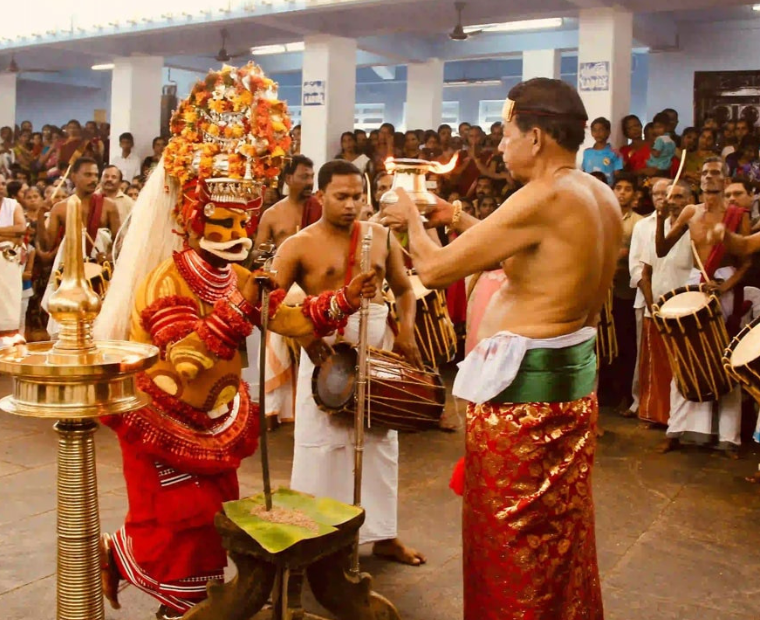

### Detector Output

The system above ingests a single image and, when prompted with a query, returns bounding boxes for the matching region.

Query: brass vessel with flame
[380,155,458,215]
[0,196,158,620]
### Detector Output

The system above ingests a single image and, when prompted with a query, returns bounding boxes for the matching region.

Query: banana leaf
[223,487,362,554]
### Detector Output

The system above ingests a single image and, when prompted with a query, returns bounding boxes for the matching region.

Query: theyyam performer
[382,78,620,619]
[93,63,376,620]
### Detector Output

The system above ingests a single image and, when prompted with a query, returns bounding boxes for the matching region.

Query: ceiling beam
[632,13,679,50]
[432,29,580,61]
[358,34,437,63]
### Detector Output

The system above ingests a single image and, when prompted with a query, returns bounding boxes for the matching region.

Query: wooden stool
[183,511,400,620]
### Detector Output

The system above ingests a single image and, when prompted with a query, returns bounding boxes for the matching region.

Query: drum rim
[725,314,760,369]
[653,285,713,317]
[311,342,356,413]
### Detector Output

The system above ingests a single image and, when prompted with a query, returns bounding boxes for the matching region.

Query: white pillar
[110,56,164,162]
[522,50,561,82]
[406,59,444,130]
[0,74,17,130]
[301,35,357,173]
[577,8,633,150]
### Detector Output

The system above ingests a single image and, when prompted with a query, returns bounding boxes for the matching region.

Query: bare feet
[745,471,760,484]
[657,438,680,454]
[99,533,121,610]
[372,538,426,566]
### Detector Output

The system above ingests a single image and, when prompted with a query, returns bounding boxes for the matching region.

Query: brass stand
[0,195,157,620]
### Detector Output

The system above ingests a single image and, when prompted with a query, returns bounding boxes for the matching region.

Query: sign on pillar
[300,36,357,172]
[577,8,633,150]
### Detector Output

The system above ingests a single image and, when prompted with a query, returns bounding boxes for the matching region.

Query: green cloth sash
[491,337,597,404]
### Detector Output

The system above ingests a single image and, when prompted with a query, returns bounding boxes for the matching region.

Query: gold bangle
[451,200,463,227]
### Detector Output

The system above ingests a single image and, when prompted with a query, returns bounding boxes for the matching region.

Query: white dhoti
[242,330,298,422]
[290,303,398,544]
[667,267,741,448]
[0,252,23,332]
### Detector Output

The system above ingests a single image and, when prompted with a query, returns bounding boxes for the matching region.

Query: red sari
[620,143,651,172]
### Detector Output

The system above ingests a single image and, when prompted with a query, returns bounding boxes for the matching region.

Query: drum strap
[85,193,104,257]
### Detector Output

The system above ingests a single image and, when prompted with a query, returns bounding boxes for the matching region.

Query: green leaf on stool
[223,487,362,554]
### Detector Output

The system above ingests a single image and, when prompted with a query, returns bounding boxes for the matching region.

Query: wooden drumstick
[667,148,688,201]
[692,241,711,284]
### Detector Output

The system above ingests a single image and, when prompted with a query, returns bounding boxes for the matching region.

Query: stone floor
[1,371,760,620]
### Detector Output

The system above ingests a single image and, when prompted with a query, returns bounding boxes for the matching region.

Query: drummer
[37,157,121,261]
[273,159,426,566]
[656,159,749,456]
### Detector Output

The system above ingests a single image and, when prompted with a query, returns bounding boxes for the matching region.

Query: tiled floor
[1,373,760,620]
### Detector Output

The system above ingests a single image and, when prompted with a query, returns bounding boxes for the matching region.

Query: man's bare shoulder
[103,197,118,211]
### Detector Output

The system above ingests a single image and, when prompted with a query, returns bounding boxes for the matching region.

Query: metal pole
[54,418,104,620]
[351,227,373,575]
[255,244,276,511]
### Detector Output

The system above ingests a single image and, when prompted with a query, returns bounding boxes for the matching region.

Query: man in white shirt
[640,180,693,427]
[111,132,141,183]
[625,177,669,419]
[0,174,28,335]
[98,165,135,229]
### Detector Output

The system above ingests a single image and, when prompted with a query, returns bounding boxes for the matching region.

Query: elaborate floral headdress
[163,63,291,235]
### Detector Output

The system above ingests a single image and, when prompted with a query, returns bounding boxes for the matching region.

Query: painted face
[199,205,254,262]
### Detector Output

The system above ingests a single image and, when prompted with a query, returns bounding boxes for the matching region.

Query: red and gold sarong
[463,397,604,620]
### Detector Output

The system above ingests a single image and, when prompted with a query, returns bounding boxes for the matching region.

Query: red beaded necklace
[173,247,238,304]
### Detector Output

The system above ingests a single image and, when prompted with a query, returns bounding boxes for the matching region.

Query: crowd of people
[4,104,760,456]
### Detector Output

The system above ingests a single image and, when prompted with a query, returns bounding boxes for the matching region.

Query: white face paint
[199,236,253,262]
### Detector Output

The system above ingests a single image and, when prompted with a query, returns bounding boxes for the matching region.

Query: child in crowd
[646,112,677,175]
[582,117,623,185]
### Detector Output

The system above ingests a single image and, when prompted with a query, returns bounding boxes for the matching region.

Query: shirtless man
[382,78,619,620]
[656,158,750,306]
[655,158,749,456]
[254,154,318,251]
[38,157,121,260]
[273,159,425,566]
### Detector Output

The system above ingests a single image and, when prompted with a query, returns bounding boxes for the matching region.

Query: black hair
[613,170,638,191]
[662,108,678,116]
[620,114,642,139]
[67,119,81,129]
[119,132,134,143]
[476,175,493,185]
[589,171,609,184]
[728,178,754,196]
[423,129,440,143]
[103,165,123,182]
[152,136,164,147]
[71,156,99,174]
[652,112,670,125]
[341,131,357,142]
[6,180,23,199]
[318,159,362,191]
[284,154,314,177]
[507,78,588,152]
[404,130,419,138]
[380,122,395,134]
[438,123,452,132]
[490,121,503,131]
[354,128,367,136]
[591,117,611,132]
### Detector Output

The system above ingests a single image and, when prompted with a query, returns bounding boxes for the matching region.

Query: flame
[429,152,459,175]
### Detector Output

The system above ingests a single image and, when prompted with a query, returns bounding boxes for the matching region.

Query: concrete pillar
[301,35,357,172]
[0,74,17,130]
[406,59,444,131]
[522,49,561,81]
[110,56,164,162]
[577,8,633,150]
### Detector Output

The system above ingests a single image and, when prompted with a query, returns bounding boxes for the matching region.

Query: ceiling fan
[2,54,59,74]
[449,2,483,41]
[208,28,250,63]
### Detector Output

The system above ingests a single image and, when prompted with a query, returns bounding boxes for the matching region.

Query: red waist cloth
[116,442,238,584]
[446,279,467,324]
[463,397,604,620]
